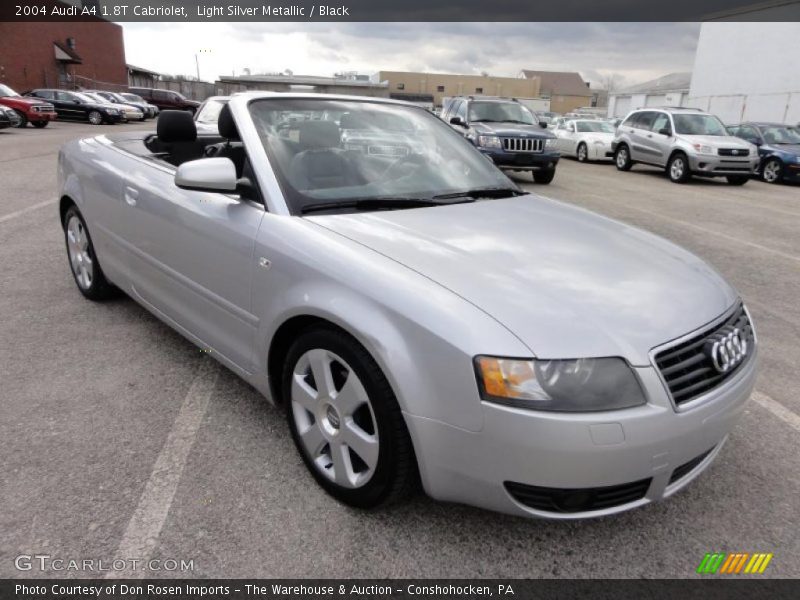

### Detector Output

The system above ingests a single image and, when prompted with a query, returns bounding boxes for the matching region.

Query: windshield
[576,121,615,133]
[248,99,516,214]
[673,114,727,136]
[468,102,536,124]
[82,93,105,103]
[762,126,800,145]
[0,84,19,98]
[122,93,145,103]
[196,99,228,123]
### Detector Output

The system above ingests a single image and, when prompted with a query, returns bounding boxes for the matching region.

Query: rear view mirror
[658,127,672,136]
[450,116,466,127]
[175,157,238,193]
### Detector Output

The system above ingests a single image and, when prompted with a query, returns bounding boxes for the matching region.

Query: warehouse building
[375,71,541,109]
[0,1,127,92]
[606,73,691,118]
[518,70,592,114]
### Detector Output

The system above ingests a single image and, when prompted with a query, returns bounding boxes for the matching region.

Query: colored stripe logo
[697,552,773,574]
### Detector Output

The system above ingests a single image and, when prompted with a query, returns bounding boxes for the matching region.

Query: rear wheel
[576,143,588,162]
[667,153,691,183]
[31,121,48,129]
[63,206,116,301]
[533,168,556,184]
[88,110,103,125]
[614,144,632,171]
[13,110,27,128]
[284,326,417,509]
[761,158,783,184]
[726,175,749,186]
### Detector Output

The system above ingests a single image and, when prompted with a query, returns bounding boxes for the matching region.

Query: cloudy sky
[122,22,701,89]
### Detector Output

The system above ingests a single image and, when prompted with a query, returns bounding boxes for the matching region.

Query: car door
[646,112,672,166]
[121,159,265,372]
[738,125,769,167]
[561,121,579,155]
[629,111,659,163]
[56,91,86,121]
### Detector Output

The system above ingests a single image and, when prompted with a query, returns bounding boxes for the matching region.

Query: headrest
[217,103,240,141]
[157,110,196,143]
[298,120,341,150]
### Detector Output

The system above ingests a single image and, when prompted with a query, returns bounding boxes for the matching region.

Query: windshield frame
[245,97,520,216]
[0,83,19,98]
[673,113,728,136]
[467,101,537,125]
[575,120,615,134]
[761,125,800,145]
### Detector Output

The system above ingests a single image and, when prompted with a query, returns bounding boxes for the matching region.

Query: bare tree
[599,73,623,93]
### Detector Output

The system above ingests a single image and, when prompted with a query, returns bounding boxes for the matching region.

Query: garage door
[645,94,668,107]
[614,96,632,117]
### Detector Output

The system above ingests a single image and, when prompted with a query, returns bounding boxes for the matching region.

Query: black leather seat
[204,104,246,177]
[155,110,199,166]
[288,120,361,190]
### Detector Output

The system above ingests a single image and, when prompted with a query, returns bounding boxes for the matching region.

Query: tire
[533,168,556,184]
[614,144,632,171]
[283,326,417,509]
[88,110,103,125]
[667,153,692,183]
[761,158,783,184]
[576,142,588,162]
[63,206,116,301]
[13,110,28,128]
[31,121,48,129]
[726,176,749,186]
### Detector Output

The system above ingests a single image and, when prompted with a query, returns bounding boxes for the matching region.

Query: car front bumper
[587,141,614,160]
[30,110,57,123]
[782,162,800,182]
[480,148,560,171]
[688,153,759,176]
[406,348,757,519]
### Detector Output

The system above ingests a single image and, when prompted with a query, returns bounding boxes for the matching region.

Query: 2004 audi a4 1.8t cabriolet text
[58,93,757,519]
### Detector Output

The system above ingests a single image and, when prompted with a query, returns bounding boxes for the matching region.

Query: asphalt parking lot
[1,121,798,579]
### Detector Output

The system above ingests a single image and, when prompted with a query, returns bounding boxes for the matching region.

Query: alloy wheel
[578,144,587,162]
[616,148,628,168]
[290,348,379,489]
[762,159,781,183]
[670,157,685,180]
[66,215,93,289]
[88,111,102,125]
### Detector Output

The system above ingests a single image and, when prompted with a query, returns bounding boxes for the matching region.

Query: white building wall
[688,23,800,124]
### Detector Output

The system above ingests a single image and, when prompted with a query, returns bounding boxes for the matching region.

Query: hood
[764,143,800,157]
[308,195,737,365]
[678,134,752,149]
[4,96,50,107]
[580,132,615,143]
[472,121,553,139]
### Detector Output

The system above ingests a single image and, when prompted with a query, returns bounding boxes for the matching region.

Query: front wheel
[88,110,103,125]
[533,168,556,184]
[726,175,749,186]
[31,120,48,129]
[63,206,116,301]
[283,327,417,509]
[614,145,632,171]
[761,158,783,184]
[13,110,28,128]
[667,153,692,183]
[576,143,588,162]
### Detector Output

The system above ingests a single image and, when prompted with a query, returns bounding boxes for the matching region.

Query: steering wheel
[381,152,427,181]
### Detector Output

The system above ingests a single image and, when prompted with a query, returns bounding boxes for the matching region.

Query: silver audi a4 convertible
[58,93,757,518]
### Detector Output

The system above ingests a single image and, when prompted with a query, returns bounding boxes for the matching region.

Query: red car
[0,83,58,128]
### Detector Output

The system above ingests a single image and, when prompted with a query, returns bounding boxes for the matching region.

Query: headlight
[478,135,501,149]
[106,109,119,115]
[545,137,557,147]
[474,356,646,412]
[693,144,714,154]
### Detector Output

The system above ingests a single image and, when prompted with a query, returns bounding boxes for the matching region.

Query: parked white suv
[612,107,759,185]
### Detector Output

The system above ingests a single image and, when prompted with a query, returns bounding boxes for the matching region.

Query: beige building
[377,71,541,108]
[519,70,593,114]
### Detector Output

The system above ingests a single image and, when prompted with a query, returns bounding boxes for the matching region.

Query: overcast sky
[122,22,701,89]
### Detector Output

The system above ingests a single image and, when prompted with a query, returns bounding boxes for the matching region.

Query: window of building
[396,83,405,90]
[475,87,483,94]
[437,85,445,92]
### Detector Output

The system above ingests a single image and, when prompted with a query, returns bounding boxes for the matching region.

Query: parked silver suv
[612,107,759,185]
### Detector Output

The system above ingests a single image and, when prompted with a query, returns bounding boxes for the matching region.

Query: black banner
[3,579,800,600]
[2,0,800,22]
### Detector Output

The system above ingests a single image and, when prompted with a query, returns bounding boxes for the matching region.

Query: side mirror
[539,121,548,128]
[753,139,763,146]
[175,157,238,193]
[658,127,672,136]
[449,116,466,127]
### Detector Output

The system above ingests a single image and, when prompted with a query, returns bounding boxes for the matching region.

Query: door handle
[124,186,139,206]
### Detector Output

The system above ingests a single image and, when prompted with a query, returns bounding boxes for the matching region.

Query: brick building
[0,4,127,92]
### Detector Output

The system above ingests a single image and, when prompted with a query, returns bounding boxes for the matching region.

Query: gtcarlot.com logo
[14,554,194,572]
[697,552,773,574]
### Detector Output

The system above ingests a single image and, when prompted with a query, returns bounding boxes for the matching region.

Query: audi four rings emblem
[705,328,748,373]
